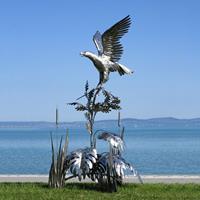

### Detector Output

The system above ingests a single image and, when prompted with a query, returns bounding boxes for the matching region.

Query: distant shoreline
[0,117,200,129]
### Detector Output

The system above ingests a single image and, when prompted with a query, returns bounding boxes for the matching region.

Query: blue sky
[0,0,200,121]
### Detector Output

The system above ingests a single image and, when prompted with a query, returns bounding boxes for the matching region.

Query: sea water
[0,128,200,175]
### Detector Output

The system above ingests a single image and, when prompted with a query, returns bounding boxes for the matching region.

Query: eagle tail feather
[117,63,133,76]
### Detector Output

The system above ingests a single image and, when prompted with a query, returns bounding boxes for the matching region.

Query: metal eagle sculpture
[80,15,133,87]
[49,16,142,192]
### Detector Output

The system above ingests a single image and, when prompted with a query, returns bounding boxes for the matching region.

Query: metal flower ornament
[49,15,142,191]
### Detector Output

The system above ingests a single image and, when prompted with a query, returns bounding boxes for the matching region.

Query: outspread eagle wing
[93,31,104,55]
[101,15,131,62]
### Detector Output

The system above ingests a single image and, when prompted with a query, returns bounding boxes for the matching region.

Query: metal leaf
[76,105,87,111]
[98,132,124,152]
[68,102,78,106]
[85,81,89,93]
[87,89,95,100]
[65,147,97,180]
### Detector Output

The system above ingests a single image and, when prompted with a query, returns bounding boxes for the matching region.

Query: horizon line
[0,116,200,123]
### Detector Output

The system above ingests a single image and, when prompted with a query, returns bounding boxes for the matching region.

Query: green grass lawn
[0,183,200,200]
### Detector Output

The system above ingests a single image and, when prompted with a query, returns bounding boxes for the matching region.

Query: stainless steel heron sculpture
[80,15,133,87]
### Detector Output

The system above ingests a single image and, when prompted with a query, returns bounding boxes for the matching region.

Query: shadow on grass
[64,182,111,193]
[37,182,107,192]
[33,181,100,191]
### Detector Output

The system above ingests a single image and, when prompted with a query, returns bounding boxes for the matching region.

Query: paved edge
[1,175,200,183]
